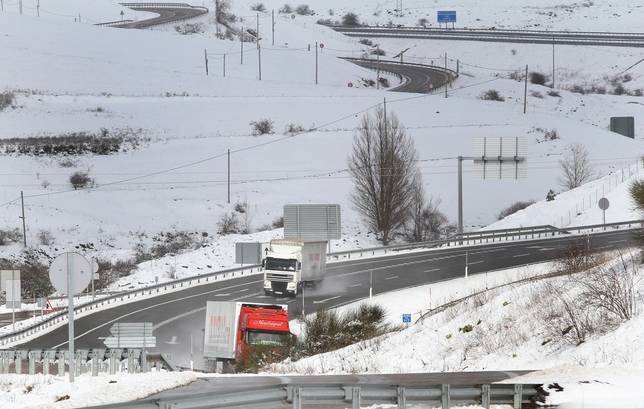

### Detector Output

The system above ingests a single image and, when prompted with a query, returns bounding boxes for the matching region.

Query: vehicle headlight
[264,281,272,289]
[286,282,296,290]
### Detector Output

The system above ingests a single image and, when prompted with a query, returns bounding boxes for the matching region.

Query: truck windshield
[246,331,289,346]
[265,257,296,271]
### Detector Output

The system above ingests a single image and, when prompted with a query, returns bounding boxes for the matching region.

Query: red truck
[203,301,292,365]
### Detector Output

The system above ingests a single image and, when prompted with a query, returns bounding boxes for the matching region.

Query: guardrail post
[43,350,51,376]
[0,350,11,374]
[15,350,22,375]
[513,384,523,409]
[441,384,450,409]
[397,387,406,409]
[29,350,38,375]
[352,386,361,409]
[128,350,135,373]
[481,384,490,409]
[292,386,302,409]
[58,350,67,377]
[109,349,118,374]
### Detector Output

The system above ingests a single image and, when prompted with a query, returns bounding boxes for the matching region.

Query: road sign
[104,323,156,348]
[49,252,92,295]
[437,11,456,23]
[402,314,412,323]
[598,197,610,210]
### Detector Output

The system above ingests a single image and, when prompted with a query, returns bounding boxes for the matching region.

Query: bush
[496,200,536,220]
[37,229,55,246]
[530,71,548,85]
[217,212,241,234]
[547,89,561,97]
[0,227,22,245]
[0,90,16,111]
[479,89,505,101]
[250,119,275,136]
[530,90,544,99]
[546,189,557,201]
[358,38,373,46]
[174,23,204,34]
[278,4,293,14]
[370,48,386,56]
[418,18,428,28]
[250,3,266,12]
[69,171,94,190]
[294,4,314,15]
[341,12,360,26]
[284,123,306,135]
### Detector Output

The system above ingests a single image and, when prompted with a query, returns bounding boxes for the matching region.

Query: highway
[15,229,634,371]
[346,59,450,93]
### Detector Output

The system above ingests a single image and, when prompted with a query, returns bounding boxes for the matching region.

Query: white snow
[1,0,644,407]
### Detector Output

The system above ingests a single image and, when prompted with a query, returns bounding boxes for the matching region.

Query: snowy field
[2,0,644,407]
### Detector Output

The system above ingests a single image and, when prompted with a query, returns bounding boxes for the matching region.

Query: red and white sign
[43,299,55,313]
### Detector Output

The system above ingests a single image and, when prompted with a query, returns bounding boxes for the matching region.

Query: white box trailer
[262,238,327,297]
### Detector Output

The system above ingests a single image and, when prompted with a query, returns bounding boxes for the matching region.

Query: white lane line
[313,296,341,304]
[469,260,484,265]
[350,283,362,287]
[513,253,530,258]
[385,276,399,280]
[424,268,440,273]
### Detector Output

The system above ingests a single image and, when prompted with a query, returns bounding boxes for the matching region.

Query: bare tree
[347,106,420,245]
[404,190,452,243]
[557,142,597,190]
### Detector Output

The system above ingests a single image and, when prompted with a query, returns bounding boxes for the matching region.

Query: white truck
[262,238,327,297]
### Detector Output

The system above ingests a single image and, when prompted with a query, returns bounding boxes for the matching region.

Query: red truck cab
[236,304,291,364]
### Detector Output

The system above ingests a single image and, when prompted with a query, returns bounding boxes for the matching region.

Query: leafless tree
[347,106,420,245]
[557,142,597,190]
[404,191,452,242]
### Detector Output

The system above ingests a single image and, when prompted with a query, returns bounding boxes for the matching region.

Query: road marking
[215,293,230,296]
[385,276,399,280]
[469,260,484,265]
[513,253,530,258]
[350,283,362,287]
[313,296,341,304]
[166,336,179,345]
[424,268,440,273]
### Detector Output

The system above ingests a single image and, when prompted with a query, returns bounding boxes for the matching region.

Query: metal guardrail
[1,220,641,347]
[83,382,541,409]
[0,348,174,376]
[332,26,644,47]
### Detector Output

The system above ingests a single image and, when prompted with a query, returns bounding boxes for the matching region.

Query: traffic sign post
[437,11,456,28]
[402,314,412,324]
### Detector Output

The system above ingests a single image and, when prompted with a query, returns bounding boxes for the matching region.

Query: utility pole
[523,65,528,114]
[240,27,244,64]
[20,191,26,247]
[444,53,448,98]
[272,10,275,46]
[227,149,230,204]
[204,49,208,75]
[376,44,380,90]
[552,38,555,89]
[256,13,259,50]
[315,42,318,85]
[258,43,262,80]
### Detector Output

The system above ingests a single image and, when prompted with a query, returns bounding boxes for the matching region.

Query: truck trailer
[203,301,291,366]
[262,238,327,297]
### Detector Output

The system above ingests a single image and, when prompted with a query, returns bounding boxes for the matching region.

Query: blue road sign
[402,314,412,323]
[437,11,456,23]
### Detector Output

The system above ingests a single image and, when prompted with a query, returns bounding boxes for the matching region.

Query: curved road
[118,4,207,29]
[348,59,449,93]
[16,229,634,372]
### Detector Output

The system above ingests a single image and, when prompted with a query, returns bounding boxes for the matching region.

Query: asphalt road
[347,59,449,93]
[15,229,634,371]
[118,5,206,29]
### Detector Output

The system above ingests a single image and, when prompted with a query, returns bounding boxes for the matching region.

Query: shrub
[370,48,386,56]
[547,89,561,97]
[530,90,544,99]
[0,90,15,111]
[37,229,55,246]
[358,38,373,46]
[217,212,240,234]
[459,324,473,333]
[316,18,336,26]
[278,4,293,14]
[479,89,505,101]
[284,123,306,135]
[535,127,559,141]
[69,171,93,190]
[341,12,360,26]
[234,199,248,213]
[250,119,275,136]
[294,4,314,15]
[174,23,204,34]
[0,228,22,246]
[530,71,548,85]
[546,189,557,201]
[418,18,428,28]
[250,3,266,12]
[496,200,536,220]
